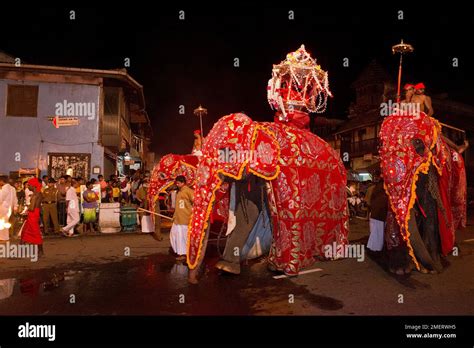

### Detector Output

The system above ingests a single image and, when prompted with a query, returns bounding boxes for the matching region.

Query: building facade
[0,61,153,180]
[330,60,474,184]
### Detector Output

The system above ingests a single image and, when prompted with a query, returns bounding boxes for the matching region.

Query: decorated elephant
[187,112,349,282]
[148,154,199,198]
[148,153,229,222]
[379,111,466,274]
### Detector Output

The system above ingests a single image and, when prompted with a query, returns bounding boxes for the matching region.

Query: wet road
[0,247,344,315]
[0,218,473,315]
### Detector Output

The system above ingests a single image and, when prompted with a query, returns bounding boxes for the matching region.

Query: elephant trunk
[187,173,221,273]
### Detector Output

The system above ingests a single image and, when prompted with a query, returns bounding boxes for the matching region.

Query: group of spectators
[0,170,152,249]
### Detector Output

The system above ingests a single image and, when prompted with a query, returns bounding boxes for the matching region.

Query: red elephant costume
[187,45,348,278]
[379,112,466,271]
[148,153,229,225]
[187,113,349,275]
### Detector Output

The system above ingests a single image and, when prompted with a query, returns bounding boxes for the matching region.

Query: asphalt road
[0,217,473,315]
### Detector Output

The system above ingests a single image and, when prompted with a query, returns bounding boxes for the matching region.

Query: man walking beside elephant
[170,176,194,261]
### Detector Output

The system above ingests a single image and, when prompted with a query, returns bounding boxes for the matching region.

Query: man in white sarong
[170,175,194,261]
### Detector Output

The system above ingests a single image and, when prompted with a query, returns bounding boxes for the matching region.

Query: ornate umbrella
[392,39,414,103]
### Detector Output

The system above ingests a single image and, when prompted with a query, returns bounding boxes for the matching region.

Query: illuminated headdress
[267,44,332,121]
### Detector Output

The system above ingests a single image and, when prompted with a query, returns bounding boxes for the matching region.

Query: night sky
[2,6,473,157]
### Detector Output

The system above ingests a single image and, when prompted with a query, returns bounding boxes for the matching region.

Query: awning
[104,148,117,160]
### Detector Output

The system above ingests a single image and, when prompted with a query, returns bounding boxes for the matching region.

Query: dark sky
[2,6,473,156]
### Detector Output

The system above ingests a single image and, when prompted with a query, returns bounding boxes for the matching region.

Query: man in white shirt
[0,176,18,242]
[61,178,80,237]
[120,176,131,203]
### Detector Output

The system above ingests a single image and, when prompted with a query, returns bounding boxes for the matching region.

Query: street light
[193,105,207,137]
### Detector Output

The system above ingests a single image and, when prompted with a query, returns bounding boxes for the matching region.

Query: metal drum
[99,203,121,233]
[121,205,138,232]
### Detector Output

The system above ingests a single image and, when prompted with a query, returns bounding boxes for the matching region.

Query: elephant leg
[188,226,210,284]
[419,171,443,272]
[410,171,443,273]
[385,211,411,274]
[217,178,261,274]
[407,207,441,273]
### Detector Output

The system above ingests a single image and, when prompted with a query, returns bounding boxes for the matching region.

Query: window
[104,87,120,116]
[6,85,39,117]
[48,153,91,180]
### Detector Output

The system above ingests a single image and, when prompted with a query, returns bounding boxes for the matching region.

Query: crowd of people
[0,170,153,256]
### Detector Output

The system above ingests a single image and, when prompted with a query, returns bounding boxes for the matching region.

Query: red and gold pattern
[379,112,467,266]
[149,154,199,198]
[148,153,228,223]
[187,113,349,275]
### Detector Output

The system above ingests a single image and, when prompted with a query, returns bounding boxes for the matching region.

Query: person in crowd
[75,177,84,196]
[367,169,388,252]
[0,175,18,243]
[57,176,69,226]
[131,176,141,204]
[42,178,60,235]
[136,178,154,233]
[20,178,44,255]
[24,181,33,208]
[98,175,107,201]
[102,180,114,203]
[41,175,49,190]
[61,179,80,237]
[112,181,121,203]
[121,176,131,204]
[82,181,99,234]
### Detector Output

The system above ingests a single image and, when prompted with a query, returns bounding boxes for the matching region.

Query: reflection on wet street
[0,246,343,315]
[1,218,473,316]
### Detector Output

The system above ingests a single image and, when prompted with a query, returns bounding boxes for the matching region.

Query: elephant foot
[390,268,403,275]
[188,268,199,284]
[215,260,241,275]
[419,266,440,275]
[390,267,409,276]
[419,267,429,274]
[267,263,278,272]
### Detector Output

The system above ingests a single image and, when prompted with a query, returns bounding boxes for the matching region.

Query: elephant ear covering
[187,113,280,268]
[263,122,349,275]
[379,112,442,266]
[148,154,198,199]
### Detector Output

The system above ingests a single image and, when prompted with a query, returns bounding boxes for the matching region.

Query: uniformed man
[57,176,68,226]
[42,178,60,235]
